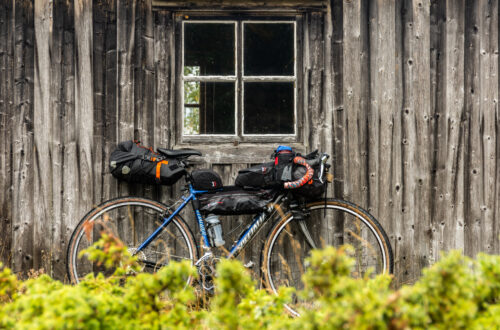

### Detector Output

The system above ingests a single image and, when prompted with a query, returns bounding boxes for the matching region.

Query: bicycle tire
[261,198,394,316]
[67,196,199,284]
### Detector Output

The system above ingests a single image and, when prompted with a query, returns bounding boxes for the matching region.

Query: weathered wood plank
[74,0,94,224]
[329,0,343,199]
[368,0,397,245]
[61,0,77,282]
[464,0,482,258]
[141,0,156,202]
[12,0,35,275]
[401,0,417,283]
[34,0,53,272]
[103,0,118,201]
[154,9,174,204]
[117,0,136,142]
[305,12,324,151]
[341,0,369,206]
[428,0,444,262]
[410,0,432,273]
[152,0,327,10]
[46,0,66,277]
[0,0,14,265]
[401,0,433,283]
[154,10,171,150]
[391,0,404,285]
[117,0,136,197]
[477,0,498,255]
[432,0,466,256]
[93,0,107,205]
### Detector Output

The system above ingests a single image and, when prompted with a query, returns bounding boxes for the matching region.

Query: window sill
[174,142,306,164]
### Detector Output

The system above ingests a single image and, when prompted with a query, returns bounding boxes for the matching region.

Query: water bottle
[206,214,225,247]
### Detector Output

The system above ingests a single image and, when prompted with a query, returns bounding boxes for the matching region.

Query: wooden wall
[0,0,498,285]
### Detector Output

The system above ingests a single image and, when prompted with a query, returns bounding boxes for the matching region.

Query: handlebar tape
[283,156,314,189]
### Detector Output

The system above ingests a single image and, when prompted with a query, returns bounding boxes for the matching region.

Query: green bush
[0,234,498,329]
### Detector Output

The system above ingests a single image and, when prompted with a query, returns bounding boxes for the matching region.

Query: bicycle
[67,147,394,316]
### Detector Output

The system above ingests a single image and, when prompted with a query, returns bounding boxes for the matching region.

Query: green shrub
[0,234,498,329]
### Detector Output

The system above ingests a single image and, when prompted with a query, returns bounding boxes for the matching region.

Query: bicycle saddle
[157,148,202,158]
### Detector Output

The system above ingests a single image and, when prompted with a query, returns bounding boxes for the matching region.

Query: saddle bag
[199,186,275,215]
[109,140,185,185]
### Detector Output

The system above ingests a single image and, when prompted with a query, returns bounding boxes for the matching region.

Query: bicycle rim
[262,199,393,316]
[67,197,197,284]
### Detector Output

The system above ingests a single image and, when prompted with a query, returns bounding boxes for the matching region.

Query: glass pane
[244,23,294,76]
[244,82,294,134]
[184,81,235,135]
[184,23,235,76]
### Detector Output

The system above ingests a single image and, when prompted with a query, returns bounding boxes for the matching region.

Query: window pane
[184,81,235,135]
[244,82,294,134]
[244,23,294,76]
[184,23,235,76]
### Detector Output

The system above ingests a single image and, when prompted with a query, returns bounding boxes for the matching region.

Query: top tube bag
[234,145,296,188]
[109,140,185,185]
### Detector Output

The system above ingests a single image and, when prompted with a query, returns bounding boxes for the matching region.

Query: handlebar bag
[109,140,185,185]
[199,186,275,215]
[191,169,223,191]
[291,152,327,200]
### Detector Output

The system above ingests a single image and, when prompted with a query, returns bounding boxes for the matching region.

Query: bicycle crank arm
[139,259,167,270]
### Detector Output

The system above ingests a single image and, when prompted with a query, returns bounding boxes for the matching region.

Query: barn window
[182,20,296,139]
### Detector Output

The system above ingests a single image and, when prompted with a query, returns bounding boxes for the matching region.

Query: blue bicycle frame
[134,184,271,259]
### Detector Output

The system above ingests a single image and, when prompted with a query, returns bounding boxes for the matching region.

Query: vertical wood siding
[0,0,498,285]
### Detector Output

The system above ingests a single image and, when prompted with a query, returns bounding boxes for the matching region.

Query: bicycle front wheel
[261,199,393,316]
[67,197,198,284]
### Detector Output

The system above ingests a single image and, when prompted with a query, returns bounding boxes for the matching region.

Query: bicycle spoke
[68,198,197,284]
[263,199,393,317]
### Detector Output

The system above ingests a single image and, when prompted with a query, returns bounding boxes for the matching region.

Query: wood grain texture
[74,0,94,220]
[0,0,14,264]
[34,0,53,272]
[11,0,35,275]
[341,0,369,206]
[0,0,499,283]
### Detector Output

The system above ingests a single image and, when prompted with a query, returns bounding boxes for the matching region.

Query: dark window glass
[184,23,235,76]
[244,23,294,76]
[184,82,235,135]
[244,82,294,134]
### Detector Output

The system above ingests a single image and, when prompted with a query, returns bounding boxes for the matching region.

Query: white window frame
[181,19,297,140]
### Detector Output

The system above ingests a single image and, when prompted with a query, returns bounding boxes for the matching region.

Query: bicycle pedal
[243,261,255,269]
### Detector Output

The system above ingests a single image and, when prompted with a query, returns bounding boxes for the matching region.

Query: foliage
[183,67,201,135]
[0,234,499,329]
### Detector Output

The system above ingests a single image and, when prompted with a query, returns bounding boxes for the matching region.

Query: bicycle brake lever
[318,154,329,184]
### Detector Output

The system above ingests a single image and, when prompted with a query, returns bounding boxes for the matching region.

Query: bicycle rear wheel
[261,199,393,316]
[67,197,198,284]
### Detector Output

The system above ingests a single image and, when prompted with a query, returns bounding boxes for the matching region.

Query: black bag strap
[112,153,164,166]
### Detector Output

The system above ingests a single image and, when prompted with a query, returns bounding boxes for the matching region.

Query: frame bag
[199,187,275,215]
[109,140,185,185]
